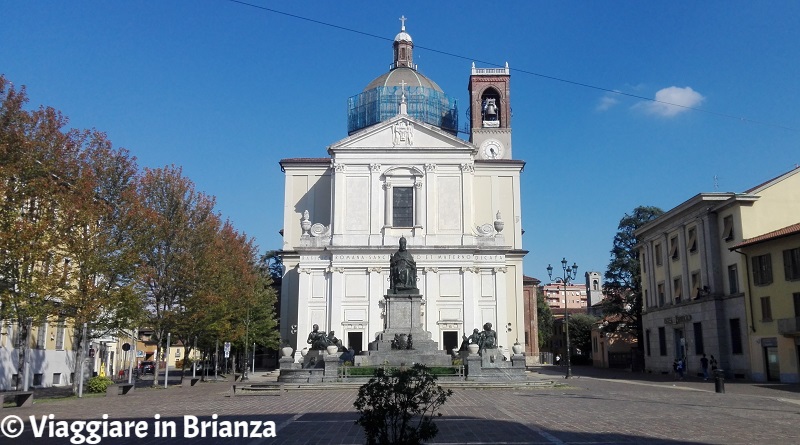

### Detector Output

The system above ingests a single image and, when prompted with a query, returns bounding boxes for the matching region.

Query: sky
[2,1,799,284]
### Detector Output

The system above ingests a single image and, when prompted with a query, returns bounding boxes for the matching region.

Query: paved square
[2,367,799,444]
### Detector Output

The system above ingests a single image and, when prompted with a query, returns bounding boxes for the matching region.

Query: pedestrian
[700,353,710,380]
[674,358,685,380]
[710,355,718,371]
[555,354,561,366]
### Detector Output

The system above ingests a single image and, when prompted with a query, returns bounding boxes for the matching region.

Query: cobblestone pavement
[2,367,799,444]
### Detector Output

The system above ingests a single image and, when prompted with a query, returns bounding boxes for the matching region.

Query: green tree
[602,206,663,361]
[536,288,553,350]
[568,313,598,357]
[354,364,453,445]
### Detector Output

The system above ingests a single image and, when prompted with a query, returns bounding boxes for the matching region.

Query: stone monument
[356,237,451,366]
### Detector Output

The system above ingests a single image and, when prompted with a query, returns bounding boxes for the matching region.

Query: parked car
[139,361,155,375]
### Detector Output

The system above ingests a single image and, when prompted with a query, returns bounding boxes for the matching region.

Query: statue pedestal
[369,292,439,353]
[360,291,450,366]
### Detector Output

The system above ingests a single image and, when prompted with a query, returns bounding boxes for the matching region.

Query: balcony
[777,317,800,336]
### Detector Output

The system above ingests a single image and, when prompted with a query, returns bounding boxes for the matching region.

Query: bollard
[713,369,725,393]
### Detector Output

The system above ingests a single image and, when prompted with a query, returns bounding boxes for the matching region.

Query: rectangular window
[691,271,704,299]
[783,247,800,281]
[730,318,743,354]
[760,296,773,322]
[655,243,663,266]
[722,215,734,241]
[670,236,679,260]
[687,227,697,253]
[36,321,47,349]
[53,373,61,385]
[646,330,651,356]
[658,327,667,356]
[728,264,739,294]
[752,254,773,286]
[640,250,646,273]
[673,277,683,304]
[693,322,704,354]
[33,373,43,386]
[392,187,413,227]
[55,319,65,350]
[657,282,665,306]
[794,292,800,318]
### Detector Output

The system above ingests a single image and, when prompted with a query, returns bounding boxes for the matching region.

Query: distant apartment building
[542,282,588,310]
[637,167,800,380]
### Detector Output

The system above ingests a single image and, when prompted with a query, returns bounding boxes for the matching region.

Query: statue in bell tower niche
[389,236,418,294]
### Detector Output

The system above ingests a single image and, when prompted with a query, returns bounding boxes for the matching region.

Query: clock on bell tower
[469,62,512,159]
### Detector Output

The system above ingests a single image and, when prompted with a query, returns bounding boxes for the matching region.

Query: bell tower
[469,62,512,160]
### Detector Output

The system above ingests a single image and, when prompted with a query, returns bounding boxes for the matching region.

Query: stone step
[269,379,555,392]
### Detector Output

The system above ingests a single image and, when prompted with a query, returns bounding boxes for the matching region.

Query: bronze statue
[307,324,328,350]
[479,323,497,353]
[389,236,418,293]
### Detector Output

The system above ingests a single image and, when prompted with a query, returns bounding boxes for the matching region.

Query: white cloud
[596,95,619,112]
[636,86,705,117]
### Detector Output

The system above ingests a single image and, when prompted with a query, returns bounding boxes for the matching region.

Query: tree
[568,313,598,357]
[354,364,452,445]
[602,206,663,359]
[0,76,84,388]
[536,288,553,350]
[134,165,219,385]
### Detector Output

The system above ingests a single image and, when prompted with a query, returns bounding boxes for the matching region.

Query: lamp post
[547,258,578,379]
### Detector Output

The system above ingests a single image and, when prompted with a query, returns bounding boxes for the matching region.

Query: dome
[346,19,458,136]
[363,67,443,93]
[394,30,412,43]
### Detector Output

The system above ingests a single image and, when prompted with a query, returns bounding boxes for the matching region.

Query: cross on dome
[399,15,407,31]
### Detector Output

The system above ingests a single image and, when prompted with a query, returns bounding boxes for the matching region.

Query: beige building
[278,22,527,359]
[637,167,800,379]
[731,222,800,382]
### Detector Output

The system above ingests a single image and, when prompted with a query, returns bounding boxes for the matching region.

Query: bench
[1,392,34,408]
[106,383,134,396]
[231,383,285,396]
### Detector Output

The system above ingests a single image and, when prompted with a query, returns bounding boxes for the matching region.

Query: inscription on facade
[664,314,693,325]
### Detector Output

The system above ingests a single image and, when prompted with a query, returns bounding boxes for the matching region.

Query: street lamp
[547,258,578,379]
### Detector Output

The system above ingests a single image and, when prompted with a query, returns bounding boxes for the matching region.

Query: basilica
[278,19,527,359]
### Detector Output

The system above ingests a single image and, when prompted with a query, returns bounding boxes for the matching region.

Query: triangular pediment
[328,114,475,153]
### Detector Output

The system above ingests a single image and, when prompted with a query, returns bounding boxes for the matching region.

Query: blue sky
[2,1,798,284]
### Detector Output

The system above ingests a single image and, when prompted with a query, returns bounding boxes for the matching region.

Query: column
[368,267,385,341]
[494,267,509,349]
[462,267,477,330]
[414,180,423,229]
[383,181,392,228]
[329,267,344,336]
[295,267,312,361]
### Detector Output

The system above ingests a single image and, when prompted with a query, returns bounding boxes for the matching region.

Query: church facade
[279,20,527,360]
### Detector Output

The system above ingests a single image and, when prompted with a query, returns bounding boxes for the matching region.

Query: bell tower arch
[469,62,512,159]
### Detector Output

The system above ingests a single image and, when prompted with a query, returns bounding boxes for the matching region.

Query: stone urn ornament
[281,345,294,357]
[326,345,340,356]
[468,343,480,355]
[493,211,504,233]
[300,347,309,357]
[300,210,312,234]
[512,341,524,355]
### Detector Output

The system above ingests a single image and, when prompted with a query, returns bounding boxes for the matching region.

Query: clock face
[481,139,504,159]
